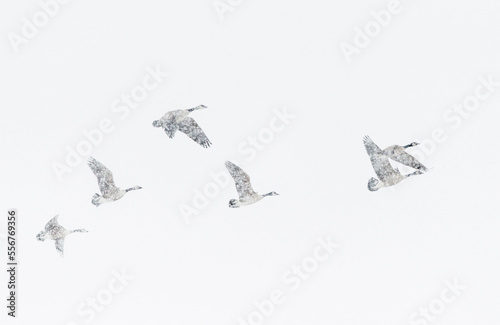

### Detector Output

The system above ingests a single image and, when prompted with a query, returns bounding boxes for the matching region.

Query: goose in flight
[153,105,212,148]
[87,157,142,207]
[225,161,279,208]
[36,215,88,257]
[363,136,427,191]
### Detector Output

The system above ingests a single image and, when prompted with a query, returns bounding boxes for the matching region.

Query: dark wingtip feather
[203,139,212,148]
[87,156,96,167]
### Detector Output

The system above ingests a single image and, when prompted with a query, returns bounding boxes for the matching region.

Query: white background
[1,0,500,324]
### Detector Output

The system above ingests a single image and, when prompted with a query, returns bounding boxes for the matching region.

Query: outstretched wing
[163,122,177,138]
[178,117,212,148]
[55,238,65,257]
[389,151,428,171]
[363,136,400,182]
[45,215,60,233]
[225,161,257,199]
[87,157,118,197]
[363,136,382,156]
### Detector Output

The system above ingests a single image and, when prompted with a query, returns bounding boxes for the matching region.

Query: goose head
[368,177,381,192]
[228,199,240,208]
[125,185,143,192]
[404,142,420,149]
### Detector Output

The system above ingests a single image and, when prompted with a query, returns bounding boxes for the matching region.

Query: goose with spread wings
[153,105,212,148]
[363,136,427,191]
[36,215,88,257]
[87,157,142,207]
[225,161,279,208]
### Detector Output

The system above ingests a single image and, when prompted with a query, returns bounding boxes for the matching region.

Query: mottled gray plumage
[225,161,279,208]
[36,215,88,257]
[153,105,212,148]
[363,136,425,191]
[87,157,142,206]
[88,157,118,197]
[382,144,428,171]
[226,161,257,199]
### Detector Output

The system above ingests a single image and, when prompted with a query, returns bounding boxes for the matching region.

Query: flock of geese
[37,105,280,256]
[37,105,429,256]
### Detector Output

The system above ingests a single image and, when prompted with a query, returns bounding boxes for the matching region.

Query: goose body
[36,215,88,257]
[225,161,279,208]
[363,136,426,191]
[87,157,142,207]
[153,105,212,148]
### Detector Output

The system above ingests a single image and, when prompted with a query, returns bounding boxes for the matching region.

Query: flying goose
[225,161,279,208]
[363,136,426,191]
[153,105,212,148]
[87,157,142,207]
[36,215,88,257]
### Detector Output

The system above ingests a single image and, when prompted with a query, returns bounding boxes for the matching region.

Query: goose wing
[363,136,383,156]
[87,157,118,197]
[178,117,212,148]
[225,161,257,199]
[55,238,65,257]
[363,136,400,181]
[45,215,60,232]
[163,122,177,138]
[389,151,428,171]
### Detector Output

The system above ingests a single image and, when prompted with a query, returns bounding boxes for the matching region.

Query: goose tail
[91,193,102,207]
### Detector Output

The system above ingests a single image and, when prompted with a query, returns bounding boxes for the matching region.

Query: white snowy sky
[1,0,500,324]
